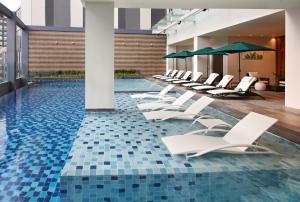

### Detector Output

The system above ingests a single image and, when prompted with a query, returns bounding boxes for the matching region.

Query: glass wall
[0,14,7,83]
[16,26,23,78]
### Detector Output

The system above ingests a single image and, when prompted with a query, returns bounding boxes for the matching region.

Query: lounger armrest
[192,115,214,124]
[160,105,185,111]
[186,144,280,160]
[160,113,198,121]
[147,99,174,104]
[183,128,232,136]
[159,97,177,102]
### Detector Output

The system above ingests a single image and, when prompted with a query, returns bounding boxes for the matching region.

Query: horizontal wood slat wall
[28,31,166,75]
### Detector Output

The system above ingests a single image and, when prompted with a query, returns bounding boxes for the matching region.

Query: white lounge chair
[166,71,192,82]
[162,70,184,81]
[143,96,214,121]
[192,75,234,91]
[172,72,203,84]
[207,76,257,96]
[153,69,172,79]
[183,73,219,88]
[137,91,196,111]
[162,112,278,159]
[130,84,175,100]
[159,70,178,80]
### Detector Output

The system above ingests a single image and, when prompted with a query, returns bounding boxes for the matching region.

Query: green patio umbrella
[163,52,177,70]
[210,42,274,80]
[172,51,193,71]
[162,52,177,58]
[192,47,227,77]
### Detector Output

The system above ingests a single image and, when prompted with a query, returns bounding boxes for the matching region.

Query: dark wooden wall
[28,31,166,75]
[275,36,285,79]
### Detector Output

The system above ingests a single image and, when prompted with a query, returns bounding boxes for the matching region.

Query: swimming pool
[0,79,299,201]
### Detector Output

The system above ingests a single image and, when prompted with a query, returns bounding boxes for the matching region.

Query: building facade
[20,0,166,31]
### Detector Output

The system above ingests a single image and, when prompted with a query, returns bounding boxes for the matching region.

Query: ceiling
[82,0,300,9]
[205,11,285,37]
[170,10,285,47]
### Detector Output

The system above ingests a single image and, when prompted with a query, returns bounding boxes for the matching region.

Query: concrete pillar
[285,8,300,109]
[114,8,118,29]
[166,45,176,71]
[140,8,151,30]
[7,17,16,88]
[85,2,115,111]
[71,0,84,27]
[193,36,210,77]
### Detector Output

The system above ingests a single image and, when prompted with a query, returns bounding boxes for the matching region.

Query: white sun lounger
[192,75,234,91]
[153,69,172,79]
[161,70,183,81]
[207,76,257,96]
[166,71,192,82]
[130,84,175,99]
[173,72,203,84]
[159,70,178,80]
[137,91,196,111]
[183,73,219,88]
[163,70,184,81]
[162,112,278,159]
[143,96,214,121]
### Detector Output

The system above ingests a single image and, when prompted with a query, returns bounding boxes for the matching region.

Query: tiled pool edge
[60,168,300,201]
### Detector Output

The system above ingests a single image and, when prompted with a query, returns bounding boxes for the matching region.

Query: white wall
[285,7,300,109]
[85,2,115,110]
[167,9,282,45]
[140,8,151,30]
[31,0,45,26]
[71,0,83,27]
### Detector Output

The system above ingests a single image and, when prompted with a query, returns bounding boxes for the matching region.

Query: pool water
[114,79,163,92]
[0,79,299,201]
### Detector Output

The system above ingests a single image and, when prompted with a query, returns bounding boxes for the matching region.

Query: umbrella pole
[206,55,209,77]
[238,52,241,81]
[173,58,175,70]
[185,58,187,72]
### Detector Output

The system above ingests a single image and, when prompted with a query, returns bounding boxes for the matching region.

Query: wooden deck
[150,78,300,144]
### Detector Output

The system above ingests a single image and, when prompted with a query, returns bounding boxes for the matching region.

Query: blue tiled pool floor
[62,93,300,201]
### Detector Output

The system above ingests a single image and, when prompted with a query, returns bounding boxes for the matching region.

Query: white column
[71,0,83,27]
[166,45,176,71]
[285,8,300,109]
[193,37,200,74]
[85,2,115,111]
[114,8,119,29]
[193,36,210,77]
[140,8,151,30]
[31,0,45,26]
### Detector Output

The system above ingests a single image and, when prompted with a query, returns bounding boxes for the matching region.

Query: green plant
[114,69,141,77]
[32,71,85,79]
